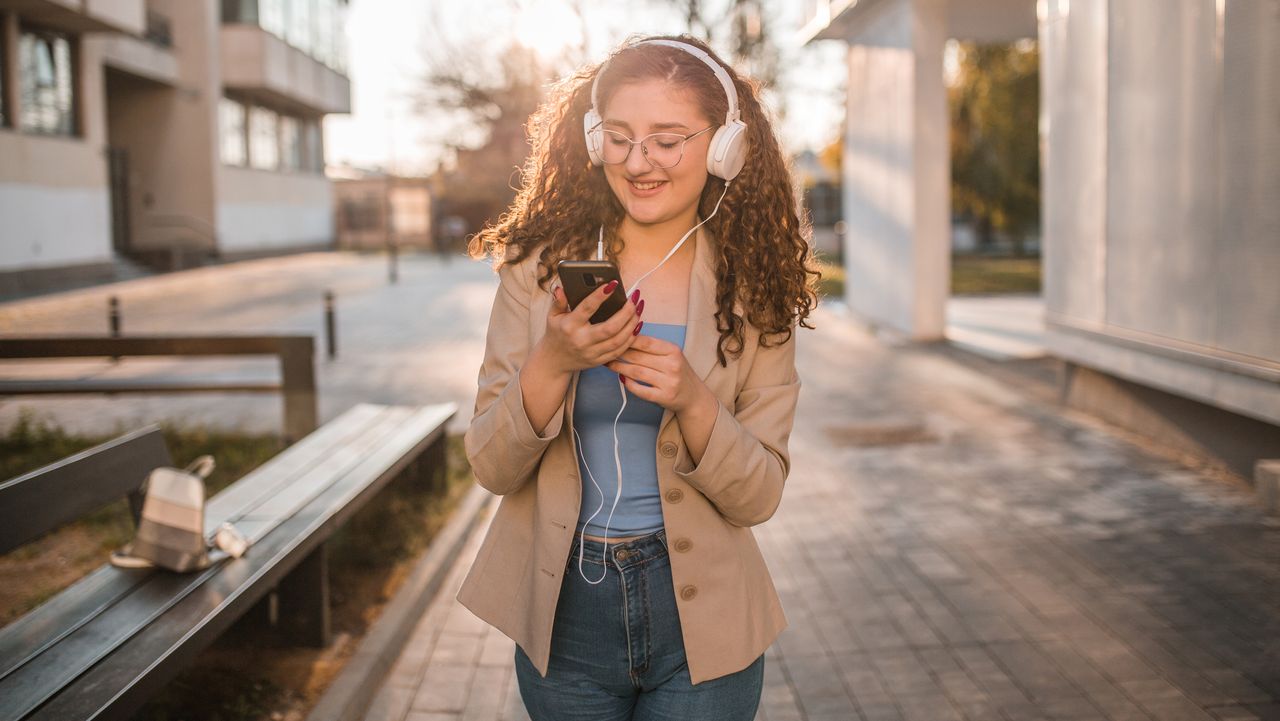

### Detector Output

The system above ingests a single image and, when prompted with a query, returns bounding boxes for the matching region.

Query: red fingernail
[632,321,643,336]
[636,299,645,316]
[604,280,618,294]
[630,289,640,304]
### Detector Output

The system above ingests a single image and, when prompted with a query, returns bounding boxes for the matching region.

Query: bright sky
[324,0,848,176]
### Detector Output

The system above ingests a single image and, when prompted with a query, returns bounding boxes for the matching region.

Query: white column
[841,0,949,340]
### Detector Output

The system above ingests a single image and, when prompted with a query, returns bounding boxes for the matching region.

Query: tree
[949,41,1040,256]
[648,0,780,91]
[415,4,571,239]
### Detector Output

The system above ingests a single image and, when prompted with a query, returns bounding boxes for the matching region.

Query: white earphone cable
[574,179,731,584]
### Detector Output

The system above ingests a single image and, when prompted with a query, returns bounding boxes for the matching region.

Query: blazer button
[680,584,698,601]
[660,442,677,458]
[665,488,684,503]
[673,537,692,553]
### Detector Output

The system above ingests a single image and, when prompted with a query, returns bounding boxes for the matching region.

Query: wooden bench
[0,401,456,721]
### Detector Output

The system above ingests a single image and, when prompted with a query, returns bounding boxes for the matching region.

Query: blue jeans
[514,528,765,721]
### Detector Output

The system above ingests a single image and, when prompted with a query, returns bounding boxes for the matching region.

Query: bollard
[108,296,122,362]
[388,241,399,284]
[324,290,336,359]
[833,220,847,266]
[109,296,121,337]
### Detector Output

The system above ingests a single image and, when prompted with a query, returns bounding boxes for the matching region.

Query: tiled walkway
[365,302,1280,721]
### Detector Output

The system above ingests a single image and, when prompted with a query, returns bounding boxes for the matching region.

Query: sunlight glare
[514,0,584,62]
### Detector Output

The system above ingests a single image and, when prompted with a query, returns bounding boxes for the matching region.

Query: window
[303,118,323,173]
[220,97,247,165]
[342,196,381,231]
[0,24,7,128]
[221,0,255,24]
[249,105,278,169]
[258,0,286,38]
[221,0,347,74]
[19,26,76,135]
[286,0,311,55]
[279,115,301,170]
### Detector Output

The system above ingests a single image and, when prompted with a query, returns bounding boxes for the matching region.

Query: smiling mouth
[629,180,667,191]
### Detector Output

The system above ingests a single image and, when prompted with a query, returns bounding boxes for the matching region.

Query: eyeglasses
[595,124,715,169]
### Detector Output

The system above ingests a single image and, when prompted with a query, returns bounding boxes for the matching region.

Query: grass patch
[812,250,845,298]
[951,255,1041,294]
[808,251,1040,298]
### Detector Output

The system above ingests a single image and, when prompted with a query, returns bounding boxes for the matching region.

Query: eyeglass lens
[600,130,688,169]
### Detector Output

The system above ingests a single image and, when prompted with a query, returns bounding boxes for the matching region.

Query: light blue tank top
[573,322,687,537]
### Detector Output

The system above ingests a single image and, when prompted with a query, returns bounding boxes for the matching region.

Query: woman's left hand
[604,334,711,413]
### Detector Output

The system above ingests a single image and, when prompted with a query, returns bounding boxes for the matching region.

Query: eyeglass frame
[591,123,716,169]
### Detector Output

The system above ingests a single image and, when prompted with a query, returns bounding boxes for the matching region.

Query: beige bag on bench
[109,455,250,573]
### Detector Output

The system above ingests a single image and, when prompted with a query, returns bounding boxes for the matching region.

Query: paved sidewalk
[366,305,1280,721]
[946,294,1045,361]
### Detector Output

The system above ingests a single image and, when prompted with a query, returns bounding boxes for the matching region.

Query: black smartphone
[557,260,628,324]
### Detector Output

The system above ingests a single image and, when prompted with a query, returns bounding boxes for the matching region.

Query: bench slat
[24,403,455,721]
[0,426,171,554]
[0,403,390,682]
[204,403,390,521]
[236,407,417,522]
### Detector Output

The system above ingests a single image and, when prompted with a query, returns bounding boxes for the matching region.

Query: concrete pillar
[841,0,949,340]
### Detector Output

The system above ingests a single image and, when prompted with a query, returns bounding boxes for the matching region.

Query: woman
[456,33,818,720]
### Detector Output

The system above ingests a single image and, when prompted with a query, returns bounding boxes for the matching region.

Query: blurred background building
[0,0,350,294]
[331,168,433,252]
[803,0,1279,479]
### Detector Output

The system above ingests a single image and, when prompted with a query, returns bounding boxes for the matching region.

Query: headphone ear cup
[583,108,605,166]
[706,119,748,181]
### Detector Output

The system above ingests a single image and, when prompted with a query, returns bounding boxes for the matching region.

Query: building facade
[332,172,434,252]
[802,0,1279,479]
[0,0,349,289]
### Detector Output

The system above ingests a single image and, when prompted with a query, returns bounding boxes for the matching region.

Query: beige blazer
[455,225,800,685]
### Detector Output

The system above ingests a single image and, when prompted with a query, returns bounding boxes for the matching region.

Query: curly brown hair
[467,33,819,366]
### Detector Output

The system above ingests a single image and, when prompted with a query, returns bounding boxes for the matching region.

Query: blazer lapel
[681,223,721,385]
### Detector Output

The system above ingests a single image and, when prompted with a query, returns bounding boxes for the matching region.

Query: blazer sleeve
[463,259,567,495]
[674,324,801,527]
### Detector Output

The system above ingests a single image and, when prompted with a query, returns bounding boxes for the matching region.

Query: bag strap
[184,455,216,479]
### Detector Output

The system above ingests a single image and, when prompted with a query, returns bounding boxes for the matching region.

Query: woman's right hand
[540,280,644,374]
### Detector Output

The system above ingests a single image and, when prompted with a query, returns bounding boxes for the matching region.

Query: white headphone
[582,38,749,181]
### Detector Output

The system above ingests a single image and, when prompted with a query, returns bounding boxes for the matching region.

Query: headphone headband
[584,37,748,181]
[590,39,741,124]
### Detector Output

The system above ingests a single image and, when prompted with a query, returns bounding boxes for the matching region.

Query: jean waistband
[568,528,668,570]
